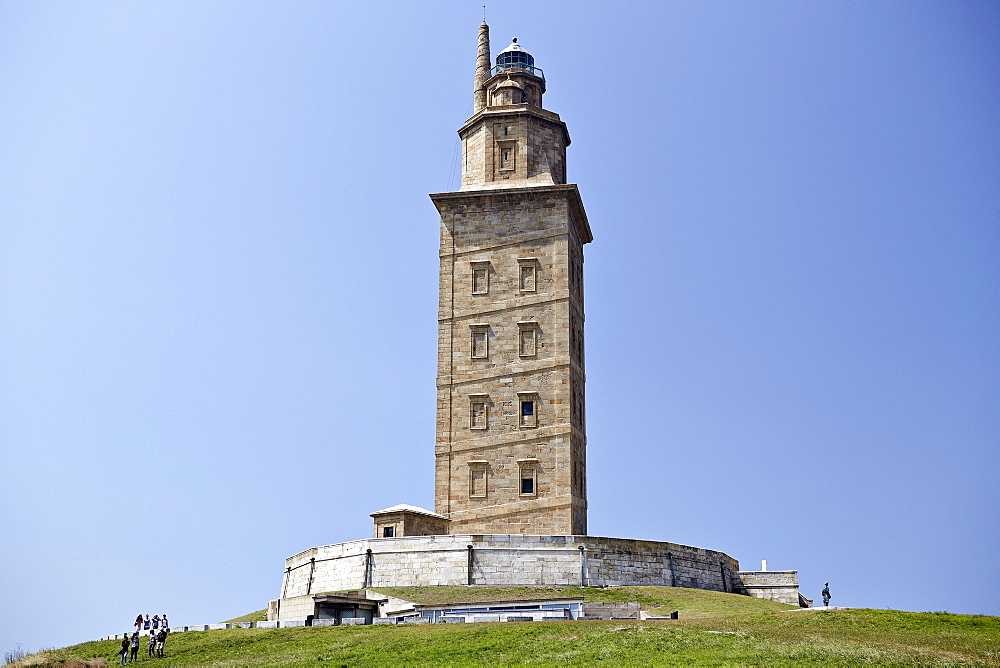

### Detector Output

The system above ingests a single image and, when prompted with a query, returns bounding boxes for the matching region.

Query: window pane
[521,477,534,494]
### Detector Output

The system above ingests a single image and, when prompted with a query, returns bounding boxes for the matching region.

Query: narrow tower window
[518,458,538,496]
[497,141,515,171]
[517,392,538,428]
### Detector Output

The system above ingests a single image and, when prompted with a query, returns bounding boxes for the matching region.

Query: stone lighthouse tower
[430,23,593,535]
[271,25,806,615]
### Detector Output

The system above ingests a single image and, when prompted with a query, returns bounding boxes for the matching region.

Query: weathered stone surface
[427,28,592,538]
[432,185,591,536]
[279,534,740,595]
[734,570,804,606]
[470,614,502,623]
[311,619,337,627]
[581,602,640,620]
[371,505,450,538]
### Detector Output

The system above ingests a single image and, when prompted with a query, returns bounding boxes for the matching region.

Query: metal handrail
[490,64,545,81]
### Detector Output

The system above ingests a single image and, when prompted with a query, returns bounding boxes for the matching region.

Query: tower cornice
[458,106,571,147]
[430,184,592,244]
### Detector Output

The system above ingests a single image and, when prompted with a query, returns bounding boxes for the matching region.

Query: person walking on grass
[156,628,167,658]
[129,632,139,663]
[152,614,160,632]
[822,582,831,607]
[134,614,143,633]
[148,630,156,658]
[119,636,130,666]
[161,614,169,630]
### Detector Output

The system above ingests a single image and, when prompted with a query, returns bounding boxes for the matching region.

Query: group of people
[118,614,169,664]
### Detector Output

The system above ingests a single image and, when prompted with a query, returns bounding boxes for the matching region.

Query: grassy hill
[370,585,796,619]
[10,587,999,666]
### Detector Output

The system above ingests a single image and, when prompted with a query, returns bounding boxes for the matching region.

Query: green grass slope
[12,588,999,666]
[370,585,795,618]
[222,610,267,624]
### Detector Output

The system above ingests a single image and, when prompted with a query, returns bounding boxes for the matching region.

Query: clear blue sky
[1,0,997,654]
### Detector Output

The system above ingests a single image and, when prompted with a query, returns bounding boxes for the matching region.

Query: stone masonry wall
[732,570,804,606]
[459,105,568,191]
[432,186,591,536]
[279,534,741,599]
[372,511,449,538]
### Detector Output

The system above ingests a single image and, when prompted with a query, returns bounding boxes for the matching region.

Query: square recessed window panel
[469,394,489,430]
[471,261,490,295]
[517,258,537,292]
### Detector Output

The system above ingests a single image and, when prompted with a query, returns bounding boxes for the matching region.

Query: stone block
[256,621,278,629]
[312,619,337,627]
[505,616,533,622]
[207,623,227,630]
[280,620,306,628]
[188,625,208,632]
[231,622,252,629]
[341,618,366,626]
[470,615,501,623]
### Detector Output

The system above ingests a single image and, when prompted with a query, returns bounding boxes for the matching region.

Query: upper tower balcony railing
[491,63,545,82]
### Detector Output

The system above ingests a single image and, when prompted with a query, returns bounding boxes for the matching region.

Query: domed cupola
[490,77,524,106]
[496,38,535,74]
[486,38,545,108]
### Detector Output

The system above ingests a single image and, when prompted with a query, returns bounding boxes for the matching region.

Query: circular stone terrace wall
[279,535,740,598]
